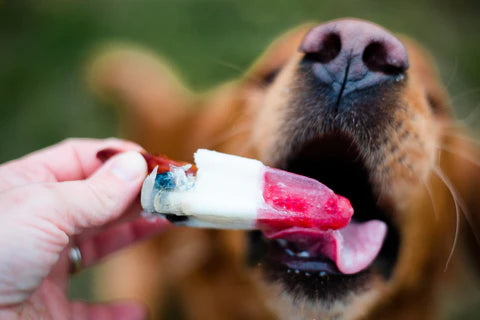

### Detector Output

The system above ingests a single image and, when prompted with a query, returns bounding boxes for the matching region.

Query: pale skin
[0,138,170,320]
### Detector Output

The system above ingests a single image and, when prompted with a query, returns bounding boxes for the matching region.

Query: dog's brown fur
[89,21,480,319]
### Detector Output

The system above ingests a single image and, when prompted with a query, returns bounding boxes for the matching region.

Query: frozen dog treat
[96,148,386,274]
[137,149,353,231]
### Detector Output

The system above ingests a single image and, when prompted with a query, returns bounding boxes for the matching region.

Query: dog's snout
[299,19,409,95]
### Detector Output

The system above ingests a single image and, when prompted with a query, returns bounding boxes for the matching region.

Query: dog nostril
[304,33,341,64]
[300,19,410,92]
[362,41,406,75]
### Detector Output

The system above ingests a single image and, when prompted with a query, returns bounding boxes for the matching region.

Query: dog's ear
[87,46,193,158]
[85,27,316,159]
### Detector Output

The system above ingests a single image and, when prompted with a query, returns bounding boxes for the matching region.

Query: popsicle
[95,148,390,275]
[97,148,353,231]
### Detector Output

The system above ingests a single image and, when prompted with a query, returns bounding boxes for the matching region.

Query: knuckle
[105,137,124,144]
[60,137,94,150]
[104,137,143,151]
[24,183,76,236]
[60,137,78,148]
[0,161,56,190]
[85,178,119,215]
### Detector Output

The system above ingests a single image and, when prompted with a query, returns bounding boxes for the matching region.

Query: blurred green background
[1,0,479,318]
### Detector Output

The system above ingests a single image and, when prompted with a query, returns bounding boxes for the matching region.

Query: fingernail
[110,151,147,181]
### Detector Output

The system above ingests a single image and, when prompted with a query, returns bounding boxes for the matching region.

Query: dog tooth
[297,251,310,258]
[276,239,288,247]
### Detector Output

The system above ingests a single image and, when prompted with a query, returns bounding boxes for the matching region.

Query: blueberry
[154,172,176,190]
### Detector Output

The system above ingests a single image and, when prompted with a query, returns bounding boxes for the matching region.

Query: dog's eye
[426,93,443,114]
[262,68,280,86]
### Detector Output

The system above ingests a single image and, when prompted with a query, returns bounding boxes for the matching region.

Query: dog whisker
[442,131,480,148]
[236,137,254,157]
[449,87,480,105]
[423,181,439,222]
[211,58,272,90]
[394,160,440,223]
[444,55,459,91]
[443,106,480,130]
[204,123,252,150]
[432,166,461,272]
[212,58,245,75]
[444,120,474,131]
[462,103,480,126]
[438,144,480,168]
[433,166,480,272]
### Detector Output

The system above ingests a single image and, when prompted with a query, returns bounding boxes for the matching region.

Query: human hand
[0,138,169,319]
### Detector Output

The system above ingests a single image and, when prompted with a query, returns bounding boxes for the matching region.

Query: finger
[71,301,147,320]
[73,199,144,241]
[25,151,147,235]
[77,216,170,267]
[24,138,144,181]
[0,138,143,192]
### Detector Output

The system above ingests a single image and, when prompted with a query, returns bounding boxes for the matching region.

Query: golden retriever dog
[88,18,480,319]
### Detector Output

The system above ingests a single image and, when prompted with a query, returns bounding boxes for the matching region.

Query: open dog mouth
[249,133,400,298]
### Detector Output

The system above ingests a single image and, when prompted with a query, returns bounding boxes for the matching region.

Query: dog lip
[262,235,341,275]
[283,259,340,274]
[262,219,388,275]
[250,134,400,296]
[274,251,342,274]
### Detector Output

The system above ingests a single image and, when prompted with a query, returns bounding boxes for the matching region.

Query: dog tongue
[264,220,387,274]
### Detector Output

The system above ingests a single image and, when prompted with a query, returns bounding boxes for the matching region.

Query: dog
[88,18,480,319]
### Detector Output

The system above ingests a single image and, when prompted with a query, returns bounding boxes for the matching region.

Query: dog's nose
[299,19,409,95]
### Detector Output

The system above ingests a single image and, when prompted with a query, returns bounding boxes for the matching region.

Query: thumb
[44,151,147,234]
[71,301,147,320]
